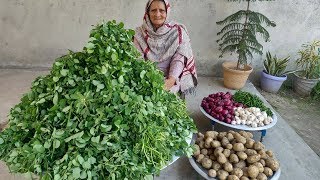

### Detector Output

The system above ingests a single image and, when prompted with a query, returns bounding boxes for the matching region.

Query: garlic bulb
[234,106,274,127]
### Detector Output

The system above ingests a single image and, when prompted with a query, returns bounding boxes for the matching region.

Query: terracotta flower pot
[222,61,253,89]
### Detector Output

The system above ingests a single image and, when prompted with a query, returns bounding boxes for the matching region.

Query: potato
[198,141,205,149]
[201,158,213,169]
[266,150,274,157]
[240,177,249,180]
[207,149,213,155]
[211,140,222,148]
[253,142,265,151]
[253,162,264,173]
[227,175,240,180]
[246,131,253,138]
[201,149,208,155]
[226,143,233,150]
[265,158,280,171]
[208,169,217,177]
[214,147,224,156]
[197,132,204,138]
[257,149,265,155]
[259,159,265,166]
[217,170,229,180]
[247,165,259,178]
[247,154,261,164]
[257,172,267,180]
[234,133,247,144]
[230,139,237,145]
[196,154,204,163]
[245,139,255,149]
[227,132,234,141]
[230,149,235,155]
[263,167,273,177]
[196,137,204,144]
[238,131,245,136]
[222,137,230,147]
[205,131,218,139]
[258,150,268,159]
[212,161,222,171]
[245,149,257,156]
[239,131,251,139]
[223,149,231,158]
[237,151,247,160]
[233,160,246,169]
[205,137,213,143]
[231,168,243,178]
[193,144,200,156]
[233,143,245,152]
[233,132,240,137]
[229,154,239,163]
[224,162,233,172]
[242,167,249,177]
[217,153,228,164]
[205,137,213,148]
[218,132,228,140]
[209,154,217,161]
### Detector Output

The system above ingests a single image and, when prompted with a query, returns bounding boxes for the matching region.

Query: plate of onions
[200,92,277,131]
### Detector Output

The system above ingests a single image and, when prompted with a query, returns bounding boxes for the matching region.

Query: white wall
[1,0,320,78]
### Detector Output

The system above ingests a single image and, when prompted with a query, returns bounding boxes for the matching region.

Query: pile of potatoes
[193,130,280,180]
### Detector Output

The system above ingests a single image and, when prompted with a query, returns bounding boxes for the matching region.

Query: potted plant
[293,40,320,96]
[216,0,276,89]
[260,51,294,93]
[311,81,320,100]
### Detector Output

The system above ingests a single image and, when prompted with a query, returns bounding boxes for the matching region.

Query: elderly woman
[134,0,198,96]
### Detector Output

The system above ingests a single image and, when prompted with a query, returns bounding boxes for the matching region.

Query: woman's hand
[164,76,176,91]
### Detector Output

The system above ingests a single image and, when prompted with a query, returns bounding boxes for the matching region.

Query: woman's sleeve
[169,53,185,80]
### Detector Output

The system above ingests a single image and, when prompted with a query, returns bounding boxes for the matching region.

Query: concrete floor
[1,69,320,180]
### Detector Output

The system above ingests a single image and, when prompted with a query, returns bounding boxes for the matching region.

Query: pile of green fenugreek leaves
[0,20,196,180]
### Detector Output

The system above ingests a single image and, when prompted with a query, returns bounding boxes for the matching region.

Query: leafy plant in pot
[293,40,320,96]
[260,51,295,93]
[217,0,276,89]
[311,81,320,100]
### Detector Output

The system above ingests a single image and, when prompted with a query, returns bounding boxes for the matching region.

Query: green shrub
[216,0,276,69]
[311,81,320,100]
[296,41,320,79]
[264,51,294,77]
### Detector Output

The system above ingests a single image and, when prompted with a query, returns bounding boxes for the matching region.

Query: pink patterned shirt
[157,53,185,93]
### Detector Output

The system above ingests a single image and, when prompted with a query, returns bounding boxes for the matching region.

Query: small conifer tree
[217,0,276,69]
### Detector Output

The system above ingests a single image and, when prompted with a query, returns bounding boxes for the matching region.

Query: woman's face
[148,0,167,29]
